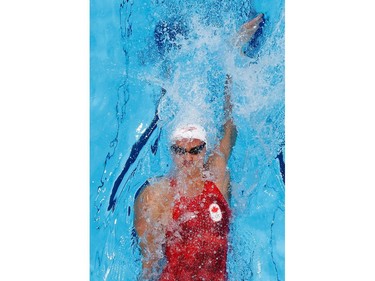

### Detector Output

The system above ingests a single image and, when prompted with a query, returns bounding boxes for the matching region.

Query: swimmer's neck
[174,168,205,193]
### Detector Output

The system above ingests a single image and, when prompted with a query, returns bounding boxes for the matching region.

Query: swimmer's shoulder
[135,176,171,205]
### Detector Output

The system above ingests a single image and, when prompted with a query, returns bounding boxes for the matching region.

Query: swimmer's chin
[177,162,200,170]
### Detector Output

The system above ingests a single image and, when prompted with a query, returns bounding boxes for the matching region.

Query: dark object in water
[108,89,166,212]
[276,148,285,184]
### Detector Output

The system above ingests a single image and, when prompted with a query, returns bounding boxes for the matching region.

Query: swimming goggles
[170,142,206,155]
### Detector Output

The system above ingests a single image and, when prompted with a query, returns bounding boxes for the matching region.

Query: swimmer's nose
[182,153,194,165]
[185,153,194,161]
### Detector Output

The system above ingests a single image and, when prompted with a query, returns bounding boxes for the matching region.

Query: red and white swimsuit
[159,180,231,281]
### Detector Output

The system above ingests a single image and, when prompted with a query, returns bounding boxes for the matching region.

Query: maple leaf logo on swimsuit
[209,203,222,222]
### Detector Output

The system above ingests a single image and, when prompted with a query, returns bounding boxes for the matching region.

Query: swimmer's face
[171,138,206,169]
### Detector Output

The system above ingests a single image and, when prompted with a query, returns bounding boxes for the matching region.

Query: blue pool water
[91,0,284,280]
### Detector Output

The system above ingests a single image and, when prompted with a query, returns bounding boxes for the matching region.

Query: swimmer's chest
[171,182,230,236]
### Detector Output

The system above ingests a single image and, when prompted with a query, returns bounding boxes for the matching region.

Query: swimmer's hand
[232,13,264,55]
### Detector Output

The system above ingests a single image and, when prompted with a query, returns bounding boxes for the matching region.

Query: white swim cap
[171,124,207,143]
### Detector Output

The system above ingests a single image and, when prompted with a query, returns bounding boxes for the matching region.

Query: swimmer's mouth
[183,160,194,166]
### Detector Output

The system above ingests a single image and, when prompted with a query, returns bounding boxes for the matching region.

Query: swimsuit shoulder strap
[204,180,230,206]
[204,180,221,194]
[170,178,177,188]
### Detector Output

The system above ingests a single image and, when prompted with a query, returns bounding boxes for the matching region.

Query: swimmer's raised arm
[232,13,264,54]
[207,14,265,199]
[221,74,238,162]
[207,74,237,199]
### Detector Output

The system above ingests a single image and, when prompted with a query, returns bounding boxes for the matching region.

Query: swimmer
[134,14,264,281]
